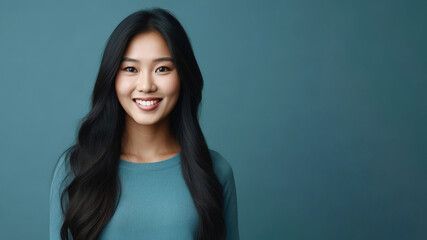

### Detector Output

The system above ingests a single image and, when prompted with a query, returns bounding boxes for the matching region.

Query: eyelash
[122,66,171,73]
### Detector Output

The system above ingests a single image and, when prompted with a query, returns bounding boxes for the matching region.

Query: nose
[136,70,156,92]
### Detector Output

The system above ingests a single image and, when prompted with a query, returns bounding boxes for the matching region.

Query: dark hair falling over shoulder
[54,8,226,240]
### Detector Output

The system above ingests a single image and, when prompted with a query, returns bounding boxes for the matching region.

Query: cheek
[115,77,132,97]
[163,77,180,97]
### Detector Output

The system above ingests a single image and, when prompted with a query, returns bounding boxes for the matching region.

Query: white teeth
[135,99,160,106]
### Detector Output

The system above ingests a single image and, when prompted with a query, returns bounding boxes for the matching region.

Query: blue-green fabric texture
[49,149,239,240]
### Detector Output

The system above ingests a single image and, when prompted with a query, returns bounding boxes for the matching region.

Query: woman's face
[115,31,180,126]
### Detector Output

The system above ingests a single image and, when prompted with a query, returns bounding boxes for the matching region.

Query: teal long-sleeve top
[49,149,240,239]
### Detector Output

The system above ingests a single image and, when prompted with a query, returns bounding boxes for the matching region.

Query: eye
[123,67,137,73]
[155,66,171,73]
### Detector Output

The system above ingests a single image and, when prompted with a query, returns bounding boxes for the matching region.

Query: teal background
[0,0,426,239]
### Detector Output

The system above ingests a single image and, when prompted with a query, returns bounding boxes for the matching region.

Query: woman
[49,8,239,240]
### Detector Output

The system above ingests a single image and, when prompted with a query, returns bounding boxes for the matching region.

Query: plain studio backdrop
[0,0,426,239]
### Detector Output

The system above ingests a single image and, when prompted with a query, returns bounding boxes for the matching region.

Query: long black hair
[54,7,225,240]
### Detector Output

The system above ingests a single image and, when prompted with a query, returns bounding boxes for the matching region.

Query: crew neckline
[119,152,181,170]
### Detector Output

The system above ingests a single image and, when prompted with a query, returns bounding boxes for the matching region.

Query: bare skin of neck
[120,115,181,163]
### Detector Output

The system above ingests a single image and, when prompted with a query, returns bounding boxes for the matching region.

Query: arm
[49,155,68,240]
[209,149,240,240]
[223,162,240,240]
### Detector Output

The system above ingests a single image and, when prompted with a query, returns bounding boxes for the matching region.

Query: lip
[133,97,162,101]
[134,98,162,111]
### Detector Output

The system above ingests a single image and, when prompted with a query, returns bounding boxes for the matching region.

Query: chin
[134,118,158,126]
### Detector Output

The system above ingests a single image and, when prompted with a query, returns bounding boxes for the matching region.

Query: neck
[120,114,181,161]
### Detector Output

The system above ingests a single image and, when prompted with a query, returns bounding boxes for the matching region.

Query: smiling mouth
[133,98,163,106]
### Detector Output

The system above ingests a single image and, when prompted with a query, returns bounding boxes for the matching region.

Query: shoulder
[50,154,72,204]
[52,154,70,183]
[209,149,235,187]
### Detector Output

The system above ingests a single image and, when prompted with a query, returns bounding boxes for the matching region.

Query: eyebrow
[121,57,174,63]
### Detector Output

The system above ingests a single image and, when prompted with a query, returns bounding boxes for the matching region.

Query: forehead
[123,31,172,60]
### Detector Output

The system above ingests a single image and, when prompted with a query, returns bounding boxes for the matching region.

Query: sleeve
[49,155,70,240]
[210,149,240,240]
